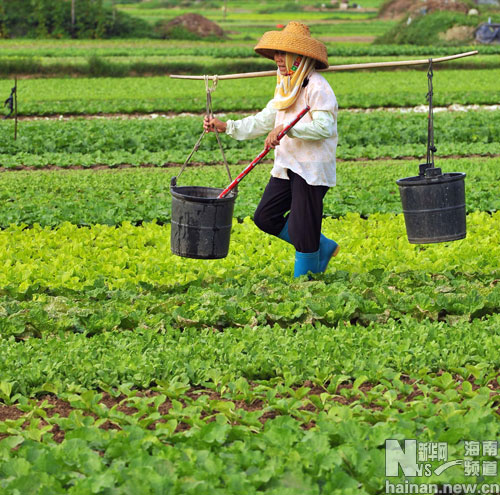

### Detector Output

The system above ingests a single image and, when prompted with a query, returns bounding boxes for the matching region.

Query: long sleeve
[225,100,277,140]
[285,110,335,140]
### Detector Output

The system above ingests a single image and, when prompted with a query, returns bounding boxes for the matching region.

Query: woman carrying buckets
[204,21,339,278]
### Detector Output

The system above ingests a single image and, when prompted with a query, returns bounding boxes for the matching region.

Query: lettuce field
[1,4,500,494]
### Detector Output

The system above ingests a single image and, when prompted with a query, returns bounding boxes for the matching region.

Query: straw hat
[254,21,328,70]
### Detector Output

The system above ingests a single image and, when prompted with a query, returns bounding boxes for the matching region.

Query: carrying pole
[171,51,478,81]
[217,105,310,199]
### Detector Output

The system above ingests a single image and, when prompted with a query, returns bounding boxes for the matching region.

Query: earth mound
[155,13,225,39]
[379,0,469,19]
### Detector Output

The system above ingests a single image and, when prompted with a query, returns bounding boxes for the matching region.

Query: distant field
[2,39,497,59]
[112,0,385,40]
[116,4,381,27]
[219,19,394,41]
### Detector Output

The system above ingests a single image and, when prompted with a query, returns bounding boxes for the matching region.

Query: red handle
[217,105,311,199]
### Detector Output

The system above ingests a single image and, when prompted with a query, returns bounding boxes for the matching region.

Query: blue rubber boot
[279,220,339,274]
[294,250,320,278]
[319,234,340,273]
[277,221,291,243]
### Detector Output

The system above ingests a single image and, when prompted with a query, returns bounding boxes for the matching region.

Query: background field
[0,1,499,494]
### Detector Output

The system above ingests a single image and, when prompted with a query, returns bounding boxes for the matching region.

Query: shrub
[154,23,202,40]
[375,11,480,45]
[258,3,304,14]
[0,0,151,39]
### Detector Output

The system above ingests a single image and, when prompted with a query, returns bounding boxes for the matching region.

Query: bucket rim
[396,171,466,187]
[171,185,237,203]
[170,183,237,204]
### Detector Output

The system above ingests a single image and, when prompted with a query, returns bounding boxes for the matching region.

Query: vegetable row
[0,158,498,228]
[0,212,499,336]
[1,361,498,493]
[1,110,499,169]
[0,54,496,78]
[1,70,499,115]
[1,40,499,58]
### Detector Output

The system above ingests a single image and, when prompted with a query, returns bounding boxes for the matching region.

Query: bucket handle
[419,59,441,178]
[175,75,233,187]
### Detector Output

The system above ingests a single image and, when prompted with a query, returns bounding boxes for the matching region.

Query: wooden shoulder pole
[170,50,478,81]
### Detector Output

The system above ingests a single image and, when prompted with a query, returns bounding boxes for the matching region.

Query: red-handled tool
[217,105,310,199]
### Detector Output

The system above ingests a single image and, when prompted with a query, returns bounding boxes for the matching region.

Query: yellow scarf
[273,53,314,110]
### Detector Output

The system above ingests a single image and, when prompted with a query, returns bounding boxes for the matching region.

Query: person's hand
[265,124,284,149]
[204,115,227,133]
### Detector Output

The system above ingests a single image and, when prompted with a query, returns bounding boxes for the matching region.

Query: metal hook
[204,75,218,94]
[426,58,433,103]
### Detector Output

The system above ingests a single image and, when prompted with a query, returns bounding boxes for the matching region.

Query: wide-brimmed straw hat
[254,21,328,70]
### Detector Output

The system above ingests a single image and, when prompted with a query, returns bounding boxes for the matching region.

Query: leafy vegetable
[0,157,497,227]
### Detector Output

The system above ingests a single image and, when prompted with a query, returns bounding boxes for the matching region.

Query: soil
[379,0,469,19]
[438,25,475,42]
[0,404,24,422]
[11,104,500,123]
[2,152,500,174]
[0,373,498,443]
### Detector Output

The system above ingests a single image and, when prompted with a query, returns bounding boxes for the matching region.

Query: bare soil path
[12,104,500,122]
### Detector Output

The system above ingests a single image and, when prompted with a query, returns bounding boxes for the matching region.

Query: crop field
[0,2,500,494]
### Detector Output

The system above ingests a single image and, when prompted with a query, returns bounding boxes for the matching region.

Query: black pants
[253,170,329,253]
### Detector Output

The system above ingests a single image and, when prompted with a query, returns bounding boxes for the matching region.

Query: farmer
[204,21,339,277]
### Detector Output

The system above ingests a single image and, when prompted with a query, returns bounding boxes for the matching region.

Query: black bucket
[396,168,466,244]
[170,177,237,259]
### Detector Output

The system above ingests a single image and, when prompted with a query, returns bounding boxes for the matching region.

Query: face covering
[273,52,315,110]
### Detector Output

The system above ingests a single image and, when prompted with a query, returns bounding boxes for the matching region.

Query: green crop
[1,69,498,116]
[0,157,498,228]
[1,110,498,169]
[1,211,500,493]
[0,39,499,58]
[0,210,498,309]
